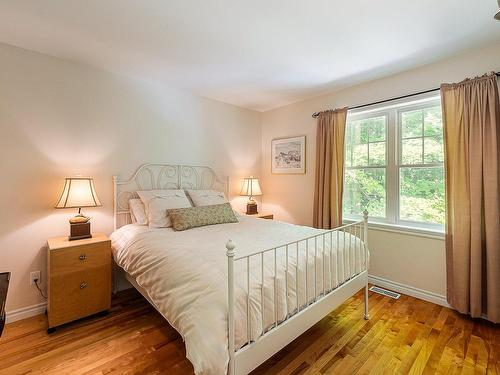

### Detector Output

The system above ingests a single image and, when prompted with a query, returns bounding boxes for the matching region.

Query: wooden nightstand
[245,212,273,220]
[46,233,111,332]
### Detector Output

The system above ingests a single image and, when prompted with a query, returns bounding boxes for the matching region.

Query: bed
[111,163,370,375]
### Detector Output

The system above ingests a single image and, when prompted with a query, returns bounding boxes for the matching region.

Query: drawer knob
[80,282,87,289]
[79,254,87,261]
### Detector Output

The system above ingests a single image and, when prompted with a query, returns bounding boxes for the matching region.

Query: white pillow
[137,189,192,228]
[186,189,228,207]
[129,198,148,225]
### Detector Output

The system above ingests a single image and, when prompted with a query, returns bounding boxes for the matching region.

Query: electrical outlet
[30,271,41,286]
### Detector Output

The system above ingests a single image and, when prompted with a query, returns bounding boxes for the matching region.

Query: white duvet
[110,216,366,375]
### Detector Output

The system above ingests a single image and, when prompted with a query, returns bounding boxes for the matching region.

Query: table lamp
[240,176,262,215]
[55,177,102,240]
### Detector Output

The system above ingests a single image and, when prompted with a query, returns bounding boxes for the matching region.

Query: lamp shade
[240,176,262,197]
[55,178,102,209]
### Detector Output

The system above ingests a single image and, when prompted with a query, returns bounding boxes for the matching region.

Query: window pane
[424,106,442,137]
[401,110,422,138]
[424,136,444,163]
[347,115,387,167]
[368,117,386,141]
[352,144,368,166]
[369,141,385,166]
[351,121,369,144]
[344,168,386,218]
[399,167,445,224]
[401,138,423,164]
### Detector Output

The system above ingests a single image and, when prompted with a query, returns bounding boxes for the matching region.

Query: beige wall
[261,42,500,298]
[0,43,262,312]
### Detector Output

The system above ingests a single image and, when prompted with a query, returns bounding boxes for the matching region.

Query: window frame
[343,94,445,233]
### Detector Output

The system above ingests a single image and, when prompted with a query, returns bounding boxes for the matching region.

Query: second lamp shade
[240,177,262,197]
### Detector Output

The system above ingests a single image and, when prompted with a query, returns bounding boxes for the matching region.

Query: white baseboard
[3,276,449,325]
[5,302,47,324]
[5,275,131,325]
[368,274,450,308]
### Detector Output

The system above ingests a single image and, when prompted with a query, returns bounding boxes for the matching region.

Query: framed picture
[271,135,306,174]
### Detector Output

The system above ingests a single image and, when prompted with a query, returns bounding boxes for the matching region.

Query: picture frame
[271,135,306,174]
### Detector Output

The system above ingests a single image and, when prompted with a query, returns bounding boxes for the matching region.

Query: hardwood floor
[0,288,498,374]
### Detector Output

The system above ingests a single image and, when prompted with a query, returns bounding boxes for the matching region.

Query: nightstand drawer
[50,241,110,275]
[48,265,111,328]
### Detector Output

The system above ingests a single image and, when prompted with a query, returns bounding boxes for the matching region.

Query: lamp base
[246,202,258,215]
[69,222,92,241]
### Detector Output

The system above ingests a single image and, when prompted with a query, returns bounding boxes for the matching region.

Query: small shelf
[244,212,273,220]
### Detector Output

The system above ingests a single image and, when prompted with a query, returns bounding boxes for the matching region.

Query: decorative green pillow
[167,202,239,231]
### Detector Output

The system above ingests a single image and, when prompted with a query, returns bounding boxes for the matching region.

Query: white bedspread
[110,216,366,375]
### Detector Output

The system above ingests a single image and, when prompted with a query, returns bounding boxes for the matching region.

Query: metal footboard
[226,211,370,375]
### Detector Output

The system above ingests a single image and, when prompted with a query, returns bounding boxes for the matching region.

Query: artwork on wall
[271,135,306,174]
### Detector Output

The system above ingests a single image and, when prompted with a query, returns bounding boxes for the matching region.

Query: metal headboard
[113,163,229,230]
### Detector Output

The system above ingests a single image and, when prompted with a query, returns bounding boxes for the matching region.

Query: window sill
[343,219,445,240]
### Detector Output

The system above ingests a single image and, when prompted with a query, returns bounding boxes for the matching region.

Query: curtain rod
[311,71,500,118]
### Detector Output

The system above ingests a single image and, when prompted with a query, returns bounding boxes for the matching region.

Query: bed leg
[364,283,369,320]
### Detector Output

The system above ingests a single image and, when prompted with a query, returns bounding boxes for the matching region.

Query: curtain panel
[441,73,500,323]
[313,108,348,229]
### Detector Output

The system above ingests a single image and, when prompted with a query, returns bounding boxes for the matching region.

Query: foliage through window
[343,97,445,230]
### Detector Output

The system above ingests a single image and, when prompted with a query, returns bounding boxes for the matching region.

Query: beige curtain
[313,108,348,229]
[441,73,500,323]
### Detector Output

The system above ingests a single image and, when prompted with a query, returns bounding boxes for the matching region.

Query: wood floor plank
[0,287,498,375]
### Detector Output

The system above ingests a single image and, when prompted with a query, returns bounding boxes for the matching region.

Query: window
[344,115,387,218]
[343,96,445,231]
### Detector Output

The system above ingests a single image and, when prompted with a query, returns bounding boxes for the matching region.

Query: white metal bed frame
[113,163,370,375]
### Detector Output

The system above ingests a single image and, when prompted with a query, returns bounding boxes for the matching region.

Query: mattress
[110,216,366,375]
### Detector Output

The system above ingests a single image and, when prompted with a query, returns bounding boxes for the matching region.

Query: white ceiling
[1,0,499,111]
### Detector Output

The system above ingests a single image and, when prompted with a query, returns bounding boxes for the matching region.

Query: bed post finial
[226,239,236,256]
[226,239,236,375]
